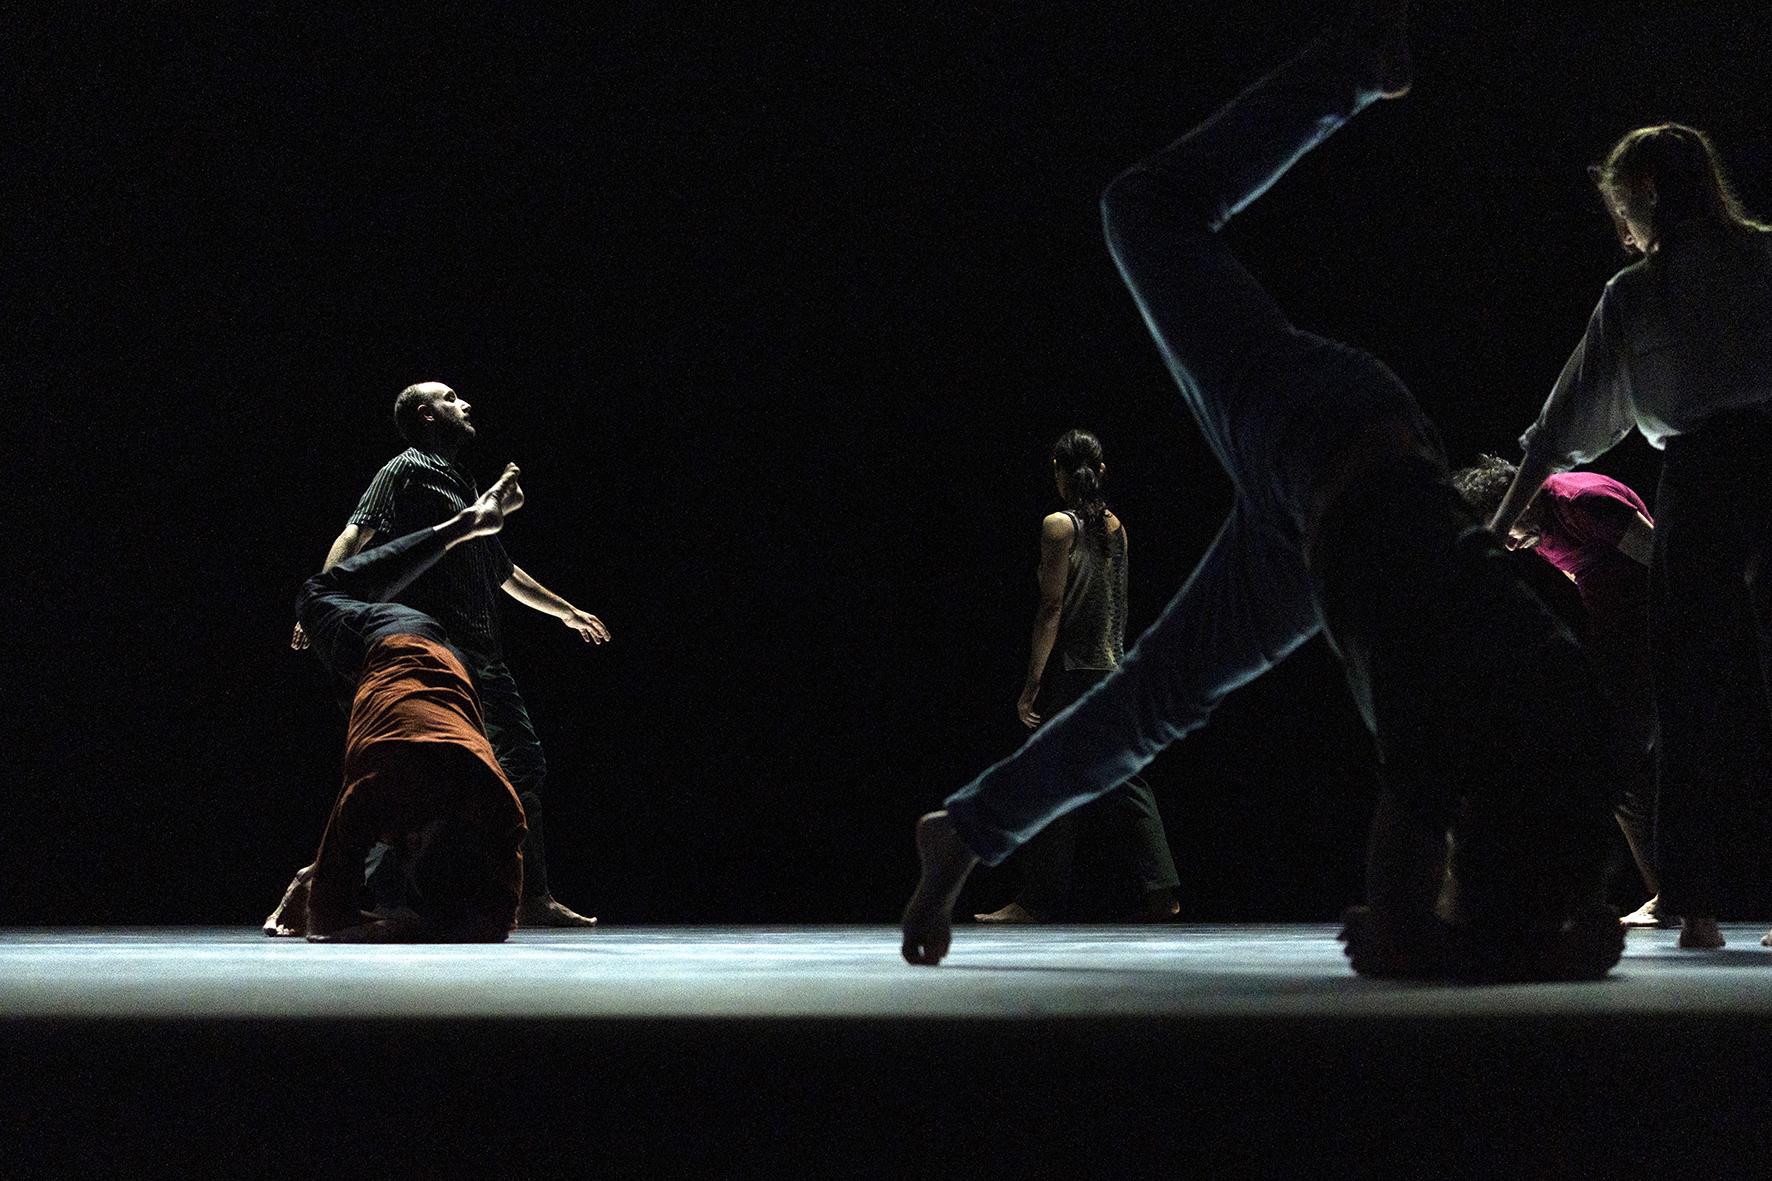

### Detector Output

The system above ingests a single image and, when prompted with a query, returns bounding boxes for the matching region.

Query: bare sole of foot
[901,811,980,966]
[1679,916,1725,949]
[263,864,314,937]
[974,902,1040,924]
[517,897,598,928]
[1619,896,1676,929]
[455,463,526,541]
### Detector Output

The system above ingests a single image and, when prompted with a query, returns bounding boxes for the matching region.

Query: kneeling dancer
[291,464,531,942]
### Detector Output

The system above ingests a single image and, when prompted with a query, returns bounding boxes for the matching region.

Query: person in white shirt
[1489,124,1772,950]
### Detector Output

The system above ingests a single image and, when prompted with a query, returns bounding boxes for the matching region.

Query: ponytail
[1053,429,1110,551]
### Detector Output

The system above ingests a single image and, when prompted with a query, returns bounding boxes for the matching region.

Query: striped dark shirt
[348,448,514,658]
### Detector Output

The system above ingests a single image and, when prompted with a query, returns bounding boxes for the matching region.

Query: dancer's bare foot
[901,811,980,966]
[457,463,525,540]
[517,896,598,928]
[1346,0,1412,99]
[974,902,1040,924]
[263,864,314,937]
[1619,895,1676,929]
[1679,915,1725,949]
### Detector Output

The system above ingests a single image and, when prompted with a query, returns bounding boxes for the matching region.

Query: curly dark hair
[1450,453,1518,522]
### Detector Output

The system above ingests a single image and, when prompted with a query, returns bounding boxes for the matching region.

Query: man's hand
[290,621,311,651]
[562,607,611,645]
[1017,682,1041,729]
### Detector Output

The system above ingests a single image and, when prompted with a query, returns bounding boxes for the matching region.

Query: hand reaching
[563,607,611,645]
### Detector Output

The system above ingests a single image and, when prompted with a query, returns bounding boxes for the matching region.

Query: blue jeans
[944,37,1615,928]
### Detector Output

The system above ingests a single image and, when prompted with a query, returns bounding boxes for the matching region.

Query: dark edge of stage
[6,1009,1771,1175]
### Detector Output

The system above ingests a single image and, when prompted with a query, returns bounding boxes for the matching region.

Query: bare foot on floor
[974,902,1040,924]
[1619,895,1676,929]
[518,896,598,928]
[901,811,980,966]
[1679,915,1725,949]
[263,864,314,937]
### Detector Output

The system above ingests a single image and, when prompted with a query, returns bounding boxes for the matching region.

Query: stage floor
[5,922,1772,1021]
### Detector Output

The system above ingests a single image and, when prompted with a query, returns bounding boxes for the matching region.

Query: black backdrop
[11,1,1772,925]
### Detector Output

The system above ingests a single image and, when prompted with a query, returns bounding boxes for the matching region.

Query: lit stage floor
[4,923,1772,1021]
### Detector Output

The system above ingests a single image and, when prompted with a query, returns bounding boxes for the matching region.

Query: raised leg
[297,464,526,682]
[1100,4,1420,524]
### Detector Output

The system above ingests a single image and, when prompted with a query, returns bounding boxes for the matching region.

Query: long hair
[1595,123,1772,252]
[1053,429,1110,550]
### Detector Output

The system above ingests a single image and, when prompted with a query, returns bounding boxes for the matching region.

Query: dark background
[10,1,1772,926]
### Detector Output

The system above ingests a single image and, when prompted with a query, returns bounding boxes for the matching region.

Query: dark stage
[7,924,1772,1173]
[15,1,1772,1174]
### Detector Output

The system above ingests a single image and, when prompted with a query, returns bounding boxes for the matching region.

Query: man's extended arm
[1017,513,1075,729]
[503,564,612,644]
[290,524,379,650]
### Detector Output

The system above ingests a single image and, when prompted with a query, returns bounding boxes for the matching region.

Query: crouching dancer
[289,464,531,942]
[901,2,1624,981]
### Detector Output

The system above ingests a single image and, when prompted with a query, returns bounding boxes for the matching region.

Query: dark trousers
[1314,465,1617,930]
[1011,668,1180,917]
[1651,411,1772,915]
[470,655,552,900]
[1587,612,1658,867]
[298,528,459,679]
[943,33,1617,934]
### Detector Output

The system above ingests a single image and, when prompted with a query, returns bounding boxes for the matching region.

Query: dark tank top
[1056,509,1128,672]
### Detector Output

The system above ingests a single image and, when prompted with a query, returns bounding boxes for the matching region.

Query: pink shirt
[1531,472,1650,629]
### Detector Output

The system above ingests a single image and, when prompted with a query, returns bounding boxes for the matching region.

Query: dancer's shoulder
[1041,511,1077,546]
